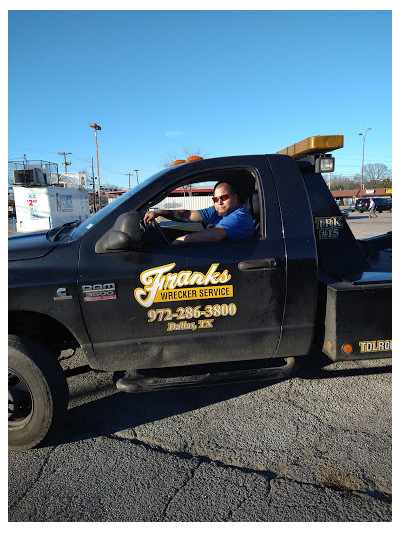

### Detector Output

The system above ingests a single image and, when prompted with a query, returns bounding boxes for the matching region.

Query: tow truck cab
[57,151,318,371]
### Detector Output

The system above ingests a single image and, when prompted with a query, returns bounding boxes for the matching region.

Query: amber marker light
[342,344,354,355]
[171,160,186,166]
[186,156,203,162]
[327,341,333,350]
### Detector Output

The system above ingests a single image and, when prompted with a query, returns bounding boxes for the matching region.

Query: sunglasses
[212,193,233,203]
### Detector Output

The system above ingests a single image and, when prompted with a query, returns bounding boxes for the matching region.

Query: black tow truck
[8,135,392,450]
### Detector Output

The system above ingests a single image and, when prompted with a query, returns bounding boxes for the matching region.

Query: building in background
[331,188,392,206]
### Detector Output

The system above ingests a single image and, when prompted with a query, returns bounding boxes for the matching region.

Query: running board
[115,357,297,393]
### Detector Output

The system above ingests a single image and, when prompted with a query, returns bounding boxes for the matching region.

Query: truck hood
[8,231,60,261]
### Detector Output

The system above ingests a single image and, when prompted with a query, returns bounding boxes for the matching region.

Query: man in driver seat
[143,181,255,245]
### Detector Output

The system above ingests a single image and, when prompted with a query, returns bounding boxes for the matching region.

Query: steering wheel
[150,218,171,245]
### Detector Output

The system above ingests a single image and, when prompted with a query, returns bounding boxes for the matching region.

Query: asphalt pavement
[8,211,392,522]
[342,210,392,240]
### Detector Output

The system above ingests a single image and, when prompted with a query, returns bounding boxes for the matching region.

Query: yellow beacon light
[277,135,344,160]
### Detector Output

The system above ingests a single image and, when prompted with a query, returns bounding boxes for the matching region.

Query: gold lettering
[134,263,233,308]
[359,339,392,353]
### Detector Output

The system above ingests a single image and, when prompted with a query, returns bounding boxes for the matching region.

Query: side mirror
[96,211,142,252]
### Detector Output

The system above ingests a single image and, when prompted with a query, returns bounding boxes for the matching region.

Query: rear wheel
[8,334,68,451]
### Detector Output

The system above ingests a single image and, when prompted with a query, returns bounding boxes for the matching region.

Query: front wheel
[8,335,69,451]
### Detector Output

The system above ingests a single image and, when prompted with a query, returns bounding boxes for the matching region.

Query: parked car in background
[355,197,392,213]
[355,198,370,213]
[348,201,356,212]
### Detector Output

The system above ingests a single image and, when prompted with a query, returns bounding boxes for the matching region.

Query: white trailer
[13,185,90,233]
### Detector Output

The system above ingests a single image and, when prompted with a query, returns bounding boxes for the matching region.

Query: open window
[141,167,260,246]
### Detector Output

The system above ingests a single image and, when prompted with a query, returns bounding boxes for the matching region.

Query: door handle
[238,258,279,271]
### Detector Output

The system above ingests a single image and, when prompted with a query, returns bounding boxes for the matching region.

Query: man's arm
[172,226,227,245]
[143,209,203,225]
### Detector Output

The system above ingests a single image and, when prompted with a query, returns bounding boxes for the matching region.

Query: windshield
[68,167,171,239]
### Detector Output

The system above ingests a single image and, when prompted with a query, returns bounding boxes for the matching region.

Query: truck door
[77,156,286,371]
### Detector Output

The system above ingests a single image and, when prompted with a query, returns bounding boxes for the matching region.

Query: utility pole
[125,170,141,189]
[58,152,72,173]
[125,173,132,190]
[89,123,102,209]
[91,157,97,212]
[358,128,372,196]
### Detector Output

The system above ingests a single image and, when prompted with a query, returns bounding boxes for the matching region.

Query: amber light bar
[277,135,344,160]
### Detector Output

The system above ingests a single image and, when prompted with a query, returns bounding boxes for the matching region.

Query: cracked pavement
[8,347,391,522]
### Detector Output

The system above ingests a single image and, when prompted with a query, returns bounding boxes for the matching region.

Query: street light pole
[91,157,97,212]
[89,123,102,209]
[358,127,372,195]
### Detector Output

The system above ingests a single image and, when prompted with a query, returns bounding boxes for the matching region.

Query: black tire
[8,334,69,451]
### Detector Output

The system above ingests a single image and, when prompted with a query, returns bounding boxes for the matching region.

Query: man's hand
[143,211,157,225]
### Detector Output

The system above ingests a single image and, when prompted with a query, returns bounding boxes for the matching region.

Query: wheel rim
[8,369,33,428]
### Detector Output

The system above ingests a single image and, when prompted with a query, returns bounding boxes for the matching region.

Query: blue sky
[8,9,392,189]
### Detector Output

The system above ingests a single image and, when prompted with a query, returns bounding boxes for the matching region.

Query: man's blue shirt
[198,205,255,241]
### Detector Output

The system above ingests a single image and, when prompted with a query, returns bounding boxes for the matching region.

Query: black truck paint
[8,150,392,450]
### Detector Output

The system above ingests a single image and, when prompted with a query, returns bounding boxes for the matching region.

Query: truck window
[143,170,260,246]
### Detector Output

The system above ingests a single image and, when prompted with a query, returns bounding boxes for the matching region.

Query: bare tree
[357,163,392,188]
[325,163,392,191]
[325,175,360,191]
